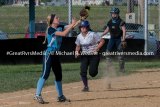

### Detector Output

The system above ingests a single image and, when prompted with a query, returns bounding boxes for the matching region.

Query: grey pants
[106,38,125,72]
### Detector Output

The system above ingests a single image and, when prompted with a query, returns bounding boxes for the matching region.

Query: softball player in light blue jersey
[34,14,77,104]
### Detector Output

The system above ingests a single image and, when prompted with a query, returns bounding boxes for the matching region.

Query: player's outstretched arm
[55,18,77,37]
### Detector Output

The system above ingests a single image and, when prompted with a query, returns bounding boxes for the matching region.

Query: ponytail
[43,14,55,44]
[43,26,49,44]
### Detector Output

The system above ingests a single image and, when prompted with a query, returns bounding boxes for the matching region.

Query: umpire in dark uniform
[101,7,126,72]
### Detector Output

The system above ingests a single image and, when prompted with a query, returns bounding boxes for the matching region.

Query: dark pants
[41,51,62,81]
[80,55,100,77]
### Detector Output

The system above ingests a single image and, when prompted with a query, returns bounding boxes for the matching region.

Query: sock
[81,76,88,88]
[36,77,45,96]
[55,81,63,97]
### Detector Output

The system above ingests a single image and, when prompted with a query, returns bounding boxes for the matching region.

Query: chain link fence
[147,0,160,55]
[0,0,159,55]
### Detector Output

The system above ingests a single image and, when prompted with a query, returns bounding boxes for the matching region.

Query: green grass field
[0,5,159,39]
[0,61,160,93]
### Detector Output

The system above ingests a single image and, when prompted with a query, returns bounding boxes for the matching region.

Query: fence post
[29,0,35,38]
[139,0,144,25]
[144,0,148,54]
[159,0,160,40]
[68,0,72,37]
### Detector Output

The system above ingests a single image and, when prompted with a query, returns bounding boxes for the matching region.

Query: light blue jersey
[35,26,64,98]
[46,27,62,52]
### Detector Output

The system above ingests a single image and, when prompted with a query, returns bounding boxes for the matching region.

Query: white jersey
[75,31,101,54]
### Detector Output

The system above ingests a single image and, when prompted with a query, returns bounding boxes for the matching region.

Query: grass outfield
[0,5,159,38]
[0,61,160,93]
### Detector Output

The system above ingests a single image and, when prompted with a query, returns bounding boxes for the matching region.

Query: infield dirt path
[1,68,160,107]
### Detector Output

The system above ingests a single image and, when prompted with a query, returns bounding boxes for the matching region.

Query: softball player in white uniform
[75,20,105,92]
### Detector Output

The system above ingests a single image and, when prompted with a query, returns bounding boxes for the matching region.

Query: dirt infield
[1,68,160,107]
